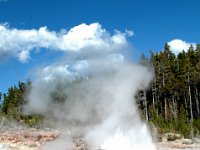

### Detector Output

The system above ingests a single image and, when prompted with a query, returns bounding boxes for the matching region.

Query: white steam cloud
[0,23,130,62]
[17,23,156,150]
[168,39,196,54]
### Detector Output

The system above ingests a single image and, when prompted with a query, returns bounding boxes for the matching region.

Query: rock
[192,137,200,143]
[162,133,183,142]
[167,133,176,141]
[174,134,182,139]
[0,143,11,149]
[29,143,38,147]
[30,128,37,131]
[182,138,193,145]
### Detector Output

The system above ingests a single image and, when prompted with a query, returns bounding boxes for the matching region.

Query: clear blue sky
[0,0,200,94]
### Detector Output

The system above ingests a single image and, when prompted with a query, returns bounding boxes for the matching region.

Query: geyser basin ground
[0,128,200,150]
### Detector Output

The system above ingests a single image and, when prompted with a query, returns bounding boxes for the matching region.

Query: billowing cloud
[168,39,196,54]
[0,23,132,63]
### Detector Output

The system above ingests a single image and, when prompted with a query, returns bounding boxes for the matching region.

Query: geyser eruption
[23,23,156,150]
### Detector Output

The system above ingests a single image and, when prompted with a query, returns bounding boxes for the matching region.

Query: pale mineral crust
[0,129,200,150]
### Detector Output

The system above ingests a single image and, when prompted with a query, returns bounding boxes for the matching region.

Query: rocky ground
[0,129,200,150]
[0,128,59,150]
[156,133,200,150]
[156,142,200,150]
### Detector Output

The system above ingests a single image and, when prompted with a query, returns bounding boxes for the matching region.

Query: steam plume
[22,23,155,150]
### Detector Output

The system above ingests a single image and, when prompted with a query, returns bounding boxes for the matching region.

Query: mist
[22,23,156,150]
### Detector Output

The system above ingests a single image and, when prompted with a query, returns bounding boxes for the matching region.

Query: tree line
[139,43,200,137]
[0,81,43,127]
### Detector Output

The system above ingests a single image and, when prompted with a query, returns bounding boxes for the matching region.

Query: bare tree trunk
[184,96,189,120]
[156,95,159,117]
[172,96,177,119]
[162,71,168,120]
[164,97,168,120]
[152,89,155,107]
[188,75,193,123]
[154,81,159,117]
[189,85,193,121]
[195,86,199,115]
[143,90,148,121]
[0,117,4,128]
[188,73,194,138]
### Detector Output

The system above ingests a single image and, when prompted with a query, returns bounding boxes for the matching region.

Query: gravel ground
[0,142,200,150]
[156,142,200,150]
[0,129,200,150]
[0,143,200,150]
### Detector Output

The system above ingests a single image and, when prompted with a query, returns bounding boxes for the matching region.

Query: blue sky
[0,0,200,93]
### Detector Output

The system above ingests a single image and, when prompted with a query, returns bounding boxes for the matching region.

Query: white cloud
[168,39,196,54]
[18,50,30,63]
[125,29,134,36]
[0,23,132,63]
